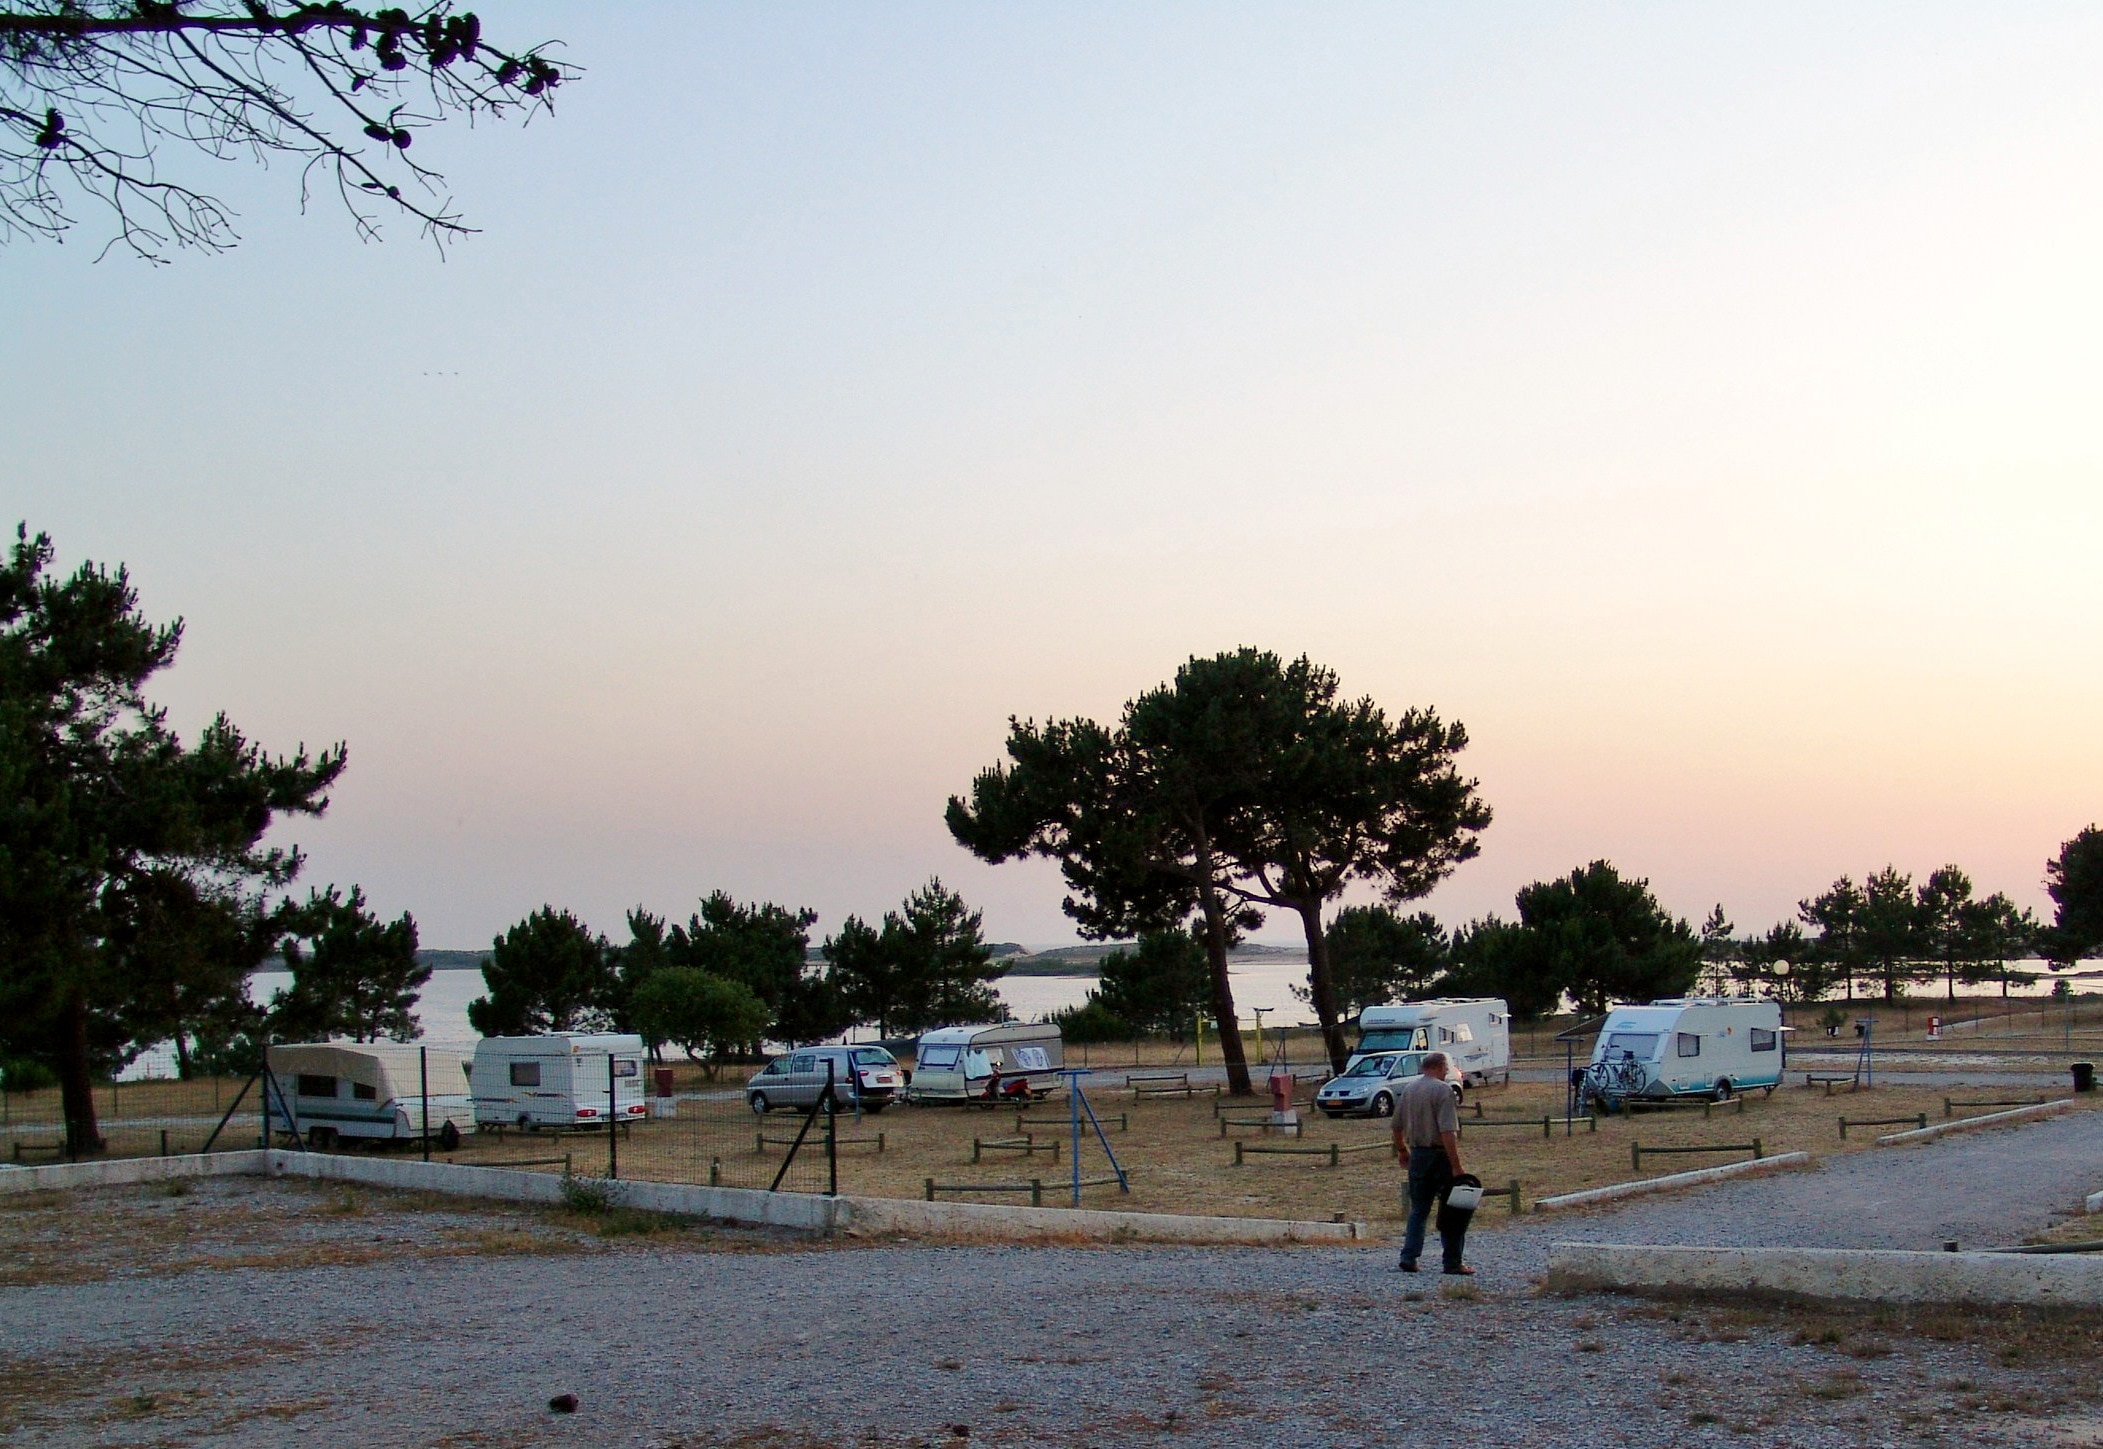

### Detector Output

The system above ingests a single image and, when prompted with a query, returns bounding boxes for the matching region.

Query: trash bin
[2073,1062,2095,1094]
[652,1067,677,1117]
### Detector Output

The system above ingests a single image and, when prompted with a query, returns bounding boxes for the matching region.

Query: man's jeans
[1399,1146,1462,1271]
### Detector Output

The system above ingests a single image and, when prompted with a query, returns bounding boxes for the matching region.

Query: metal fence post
[825,1060,839,1197]
[420,1047,431,1164]
[607,1052,619,1180]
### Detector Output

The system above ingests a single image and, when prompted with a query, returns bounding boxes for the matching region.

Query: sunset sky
[6,4,2100,949]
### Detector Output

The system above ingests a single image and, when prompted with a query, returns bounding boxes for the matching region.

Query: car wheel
[749,1093,770,1115]
[1371,1092,1395,1118]
[1714,1079,1734,1101]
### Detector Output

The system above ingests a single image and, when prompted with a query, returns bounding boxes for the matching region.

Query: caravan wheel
[1713,1079,1734,1101]
[439,1120,462,1151]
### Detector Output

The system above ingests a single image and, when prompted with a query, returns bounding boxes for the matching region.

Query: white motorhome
[265,1042,476,1149]
[470,1034,649,1131]
[1581,997,1785,1110]
[1350,999,1511,1086]
[909,1023,1063,1102]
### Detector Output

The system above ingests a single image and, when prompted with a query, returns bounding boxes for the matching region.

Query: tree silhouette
[2,2,572,259]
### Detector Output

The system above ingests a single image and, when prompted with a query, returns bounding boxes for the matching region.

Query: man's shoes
[1396,1260,1419,1273]
[1442,1265,1476,1276]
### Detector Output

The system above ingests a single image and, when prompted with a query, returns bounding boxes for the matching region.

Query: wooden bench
[1212,1077,1317,1115]
[1804,1073,1860,1095]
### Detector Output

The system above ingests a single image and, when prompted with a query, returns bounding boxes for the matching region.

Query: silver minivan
[747,1046,906,1115]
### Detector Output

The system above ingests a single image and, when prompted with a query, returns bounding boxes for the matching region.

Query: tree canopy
[1510,861,1701,1016]
[0,524,344,1151]
[466,906,612,1036]
[1091,926,1210,1038]
[2,1,574,259]
[626,967,768,1080]
[1319,905,1448,1018]
[825,878,1008,1039]
[269,884,426,1042]
[2045,826,2103,962]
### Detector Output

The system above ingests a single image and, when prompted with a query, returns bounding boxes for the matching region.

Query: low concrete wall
[1532,1152,1811,1213]
[1875,1098,2073,1146]
[837,1193,1366,1245]
[263,1152,839,1233]
[3,1149,1364,1245]
[0,1149,267,1194]
[1547,1242,2103,1308]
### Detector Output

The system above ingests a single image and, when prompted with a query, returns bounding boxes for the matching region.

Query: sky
[5,4,2101,950]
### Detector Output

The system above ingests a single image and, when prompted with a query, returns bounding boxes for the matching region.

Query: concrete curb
[1532,1152,1811,1212]
[0,1149,269,1194]
[1,1149,1367,1246]
[836,1193,1366,1244]
[1876,1099,2073,1146]
[1546,1242,2103,1308]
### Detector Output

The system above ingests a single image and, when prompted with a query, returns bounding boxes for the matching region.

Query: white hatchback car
[1314,1050,1464,1118]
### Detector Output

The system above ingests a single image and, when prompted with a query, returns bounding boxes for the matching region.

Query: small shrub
[0,1057,58,1093]
[160,1179,192,1199]
[557,1173,616,1216]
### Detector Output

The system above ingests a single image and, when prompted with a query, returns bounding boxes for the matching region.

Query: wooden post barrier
[1217,1114,1305,1138]
[926,1178,1045,1206]
[1624,1096,1747,1119]
[1459,1115,1597,1139]
[973,1134,1059,1164]
[1019,1110,1126,1133]
[1839,1113,1925,1139]
[1486,1178,1524,1215]
[1215,1082,1313,1116]
[759,1131,886,1155]
[1127,1072,1217,1100]
[1943,1096,2049,1119]
[1631,1138,1763,1172]
[1233,1140,1387,1167]
[1804,1074,1859,1096]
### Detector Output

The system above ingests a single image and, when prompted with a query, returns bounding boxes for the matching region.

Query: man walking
[1392,1051,1473,1275]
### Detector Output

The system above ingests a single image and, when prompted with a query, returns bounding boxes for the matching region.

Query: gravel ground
[6,1111,2103,1449]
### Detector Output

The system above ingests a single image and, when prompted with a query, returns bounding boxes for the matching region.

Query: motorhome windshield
[1358,1028,1426,1053]
[1603,1032,1660,1059]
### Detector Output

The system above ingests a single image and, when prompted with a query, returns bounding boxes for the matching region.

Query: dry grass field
[437,1073,2095,1227]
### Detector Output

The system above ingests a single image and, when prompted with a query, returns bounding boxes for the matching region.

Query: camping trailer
[470,1034,649,1131]
[264,1041,475,1149]
[1350,999,1511,1086]
[909,1023,1064,1102]
[1581,997,1785,1110]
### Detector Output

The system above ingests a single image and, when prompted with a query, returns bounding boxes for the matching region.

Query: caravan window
[296,1074,336,1098]
[1750,1028,1778,1053]
[917,1045,960,1070]
[612,1058,639,1078]
[1603,1033,1658,1060]
[1676,1033,1701,1058]
[352,1082,377,1101]
[1012,1047,1050,1070]
[509,1062,541,1088]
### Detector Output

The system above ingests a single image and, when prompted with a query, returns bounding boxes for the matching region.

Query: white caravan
[265,1041,476,1149]
[1350,999,1511,1086]
[1581,997,1785,1110]
[909,1023,1064,1102]
[470,1034,649,1131]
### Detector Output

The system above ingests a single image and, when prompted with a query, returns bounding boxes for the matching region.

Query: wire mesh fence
[2,1072,272,1164]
